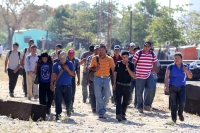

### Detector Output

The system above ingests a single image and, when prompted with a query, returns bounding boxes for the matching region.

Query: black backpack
[135,50,155,68]
[8,50,21,59]
[169,63,188,71]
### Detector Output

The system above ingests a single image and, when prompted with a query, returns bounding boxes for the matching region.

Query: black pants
[116,84,131,116]
[8,69,19,94]
[169,85,186,121]
[39,82,54,109]
[22,69,27,95]
[71,77,76,109]
[89,81,96,109]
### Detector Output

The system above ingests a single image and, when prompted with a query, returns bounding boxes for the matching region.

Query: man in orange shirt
[90,44,115,118]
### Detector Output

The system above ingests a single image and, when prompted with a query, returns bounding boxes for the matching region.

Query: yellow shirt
[90,55,115,76]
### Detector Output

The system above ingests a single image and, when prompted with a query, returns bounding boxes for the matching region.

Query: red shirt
[133,50,157,79]
[111,55,122,64]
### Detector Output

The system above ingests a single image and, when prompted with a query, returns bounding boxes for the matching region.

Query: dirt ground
[0,54,200,133]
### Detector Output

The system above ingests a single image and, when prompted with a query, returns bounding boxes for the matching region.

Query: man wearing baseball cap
[51,52,75,121]
[85,45,100,113]
[80,45,94,103]
[128,42,135,58]
[67,49,80,112]
[111,45,122,105]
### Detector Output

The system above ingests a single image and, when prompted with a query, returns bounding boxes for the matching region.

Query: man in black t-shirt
[113,51,136,122]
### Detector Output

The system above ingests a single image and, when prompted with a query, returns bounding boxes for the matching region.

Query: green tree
[146,6,185,47]
[178,11,200,45]
[0,31,7,43]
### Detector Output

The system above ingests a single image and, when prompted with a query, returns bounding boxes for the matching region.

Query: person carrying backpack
[25,45,39,100]
[50,52,75,121]
[4,42,22,97]
[133,41,158,113]
[164,52,192,123]
[21,39,35,97]
[34,52,54,115]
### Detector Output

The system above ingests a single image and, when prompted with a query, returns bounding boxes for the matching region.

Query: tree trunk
[7,27,15,50]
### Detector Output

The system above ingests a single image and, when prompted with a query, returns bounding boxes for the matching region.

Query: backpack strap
[23,48,27,59]
[135,50,142,68]
[8,50,12,58]
[18,52,21,59]
[169,63,174,71]
[151,50,154,62]
[96,55,99,65]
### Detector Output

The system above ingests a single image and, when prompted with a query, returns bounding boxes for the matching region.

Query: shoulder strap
[169,63,174,71]
[8,50,12,58]
[54,69,64,85]
[18,52,21,59]
[135,50,142,67]
[23,48,27,59]
[151,50,154,61]
[96,55,99,65]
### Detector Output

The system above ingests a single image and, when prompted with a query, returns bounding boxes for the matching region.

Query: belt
[117,82,131,86]
[96,76,109,78]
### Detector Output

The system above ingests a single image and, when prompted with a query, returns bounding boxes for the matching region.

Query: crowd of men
[6,39,186,122]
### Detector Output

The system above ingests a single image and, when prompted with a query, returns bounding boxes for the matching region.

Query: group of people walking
[4,39,193,123]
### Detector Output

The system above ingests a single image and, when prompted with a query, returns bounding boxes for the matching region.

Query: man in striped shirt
[133,41,158,113]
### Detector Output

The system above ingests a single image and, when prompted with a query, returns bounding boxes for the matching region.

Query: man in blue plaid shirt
[86,45,100,113]
[67,49,80,112]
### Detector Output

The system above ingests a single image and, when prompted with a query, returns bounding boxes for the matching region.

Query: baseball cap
[94,45,100,50]
[68,49,75,56]
[59,52,67,63]
[129,42,135,47]
[29,39,34,43]
[114,45,121,50]
[89,45,94,52]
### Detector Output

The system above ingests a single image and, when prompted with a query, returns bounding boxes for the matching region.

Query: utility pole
[129,11,132,44]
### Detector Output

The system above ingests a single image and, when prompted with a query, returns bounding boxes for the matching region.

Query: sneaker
[138,109,143,113]
[99,115,107,119]
[34,95,39,99]
[56,114,61,121]
[178,114,184,121]
[116,115,123,122]
[172,119,176,123]
[92,109,96,113]
[9,93,14,97]
[121,115,127,121]
[47,108,51,115]
[83,99,86,103]
[144,106,152,111]
[67,110,71,117]
[28,97,31,100]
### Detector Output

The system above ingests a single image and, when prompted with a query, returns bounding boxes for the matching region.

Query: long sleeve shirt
[25,53,38,72]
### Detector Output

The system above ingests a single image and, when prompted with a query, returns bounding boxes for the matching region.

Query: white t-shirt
[0,46,3,54]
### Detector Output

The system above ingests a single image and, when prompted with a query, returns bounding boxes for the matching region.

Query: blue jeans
[136,75,154,110]
[93,76,110,115]
[81,73,88,100]
[169,85,186,121]
[89,81,96,110]
[129,78,136,105]
[144,79,157,107]
[55,84,72,115]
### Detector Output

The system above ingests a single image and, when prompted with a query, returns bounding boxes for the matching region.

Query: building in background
[12,29,50,50]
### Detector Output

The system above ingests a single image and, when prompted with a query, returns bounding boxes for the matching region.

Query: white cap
[129,42,135,47]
